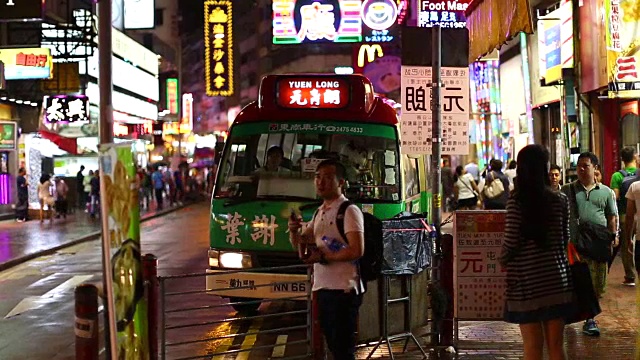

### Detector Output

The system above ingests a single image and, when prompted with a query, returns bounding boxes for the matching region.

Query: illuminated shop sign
[41,95,94,138]
[0,0,43,22]
[0,48,53,80]
[352,44,401,94]
[205,0,234,96]
[0,121,17,150]
[361,0,404,43]
[272,0,362,44]
[43,95,89,123]
[418,0,470,29]
[166,78,179,114]
[124,0,155,29]
[181,93,193,132]
[605,0,640,97]
[86,82,158,121]
[277,78,350,109]
[83,54,159,101]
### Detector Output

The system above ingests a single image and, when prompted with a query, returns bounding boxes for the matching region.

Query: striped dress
[500,192,574,324]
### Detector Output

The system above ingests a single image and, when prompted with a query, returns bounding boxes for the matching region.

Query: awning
[465,0,534,63]
[39,130,78,155]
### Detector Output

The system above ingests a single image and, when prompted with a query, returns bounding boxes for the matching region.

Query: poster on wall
[205,0,234,96]
[0,121,17,150]
[605,0,640,97]
[454,211,507,320]
[99,143,147,358]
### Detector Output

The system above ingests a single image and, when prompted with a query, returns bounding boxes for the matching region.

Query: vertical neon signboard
[166,78,179,114]
[204,0,234,96]
[272,0,362,44]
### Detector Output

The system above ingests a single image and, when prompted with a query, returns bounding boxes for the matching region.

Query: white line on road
[4,274,94,318]
[271,335,288,358]
[42,275,93,298]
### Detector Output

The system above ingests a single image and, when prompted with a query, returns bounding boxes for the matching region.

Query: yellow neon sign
[357,44,384,68]
[204,0,234,96]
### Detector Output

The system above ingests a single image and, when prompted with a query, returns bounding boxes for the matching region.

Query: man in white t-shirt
[288,159,365,360]
[624,181,640,278]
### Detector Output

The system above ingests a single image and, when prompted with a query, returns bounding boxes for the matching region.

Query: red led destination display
[277,78,350,109]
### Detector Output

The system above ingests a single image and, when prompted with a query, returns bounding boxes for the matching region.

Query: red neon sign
[277,78,350,109]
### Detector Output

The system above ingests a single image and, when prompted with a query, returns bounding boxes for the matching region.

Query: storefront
[0,104,18,217]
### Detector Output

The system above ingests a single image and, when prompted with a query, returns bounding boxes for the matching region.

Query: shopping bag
[564,243,602,324]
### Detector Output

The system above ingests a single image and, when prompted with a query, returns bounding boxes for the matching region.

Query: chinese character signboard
[418,0,470,29]
[205,0,233,96]
[272,0,363,44]
[99,143,148,358]
[0,0,43,21]
[277,77,350,108]
[181,93,193,132]
[400,66,470,155]
[606,0,640,97]
[166,78,179,114]
[41,95,95,138]
[0,121,16,150]
[454,211,507,320]
[0,48,52,80]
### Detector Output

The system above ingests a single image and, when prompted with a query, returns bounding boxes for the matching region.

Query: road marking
[4,274,93,318]
[43,275,93,298]
[211,321,241,360]
[4,296,41,318]
[235,317,264,360]
[271,335,288,358]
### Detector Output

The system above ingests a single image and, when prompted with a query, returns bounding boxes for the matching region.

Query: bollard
[75,284,99,360]
[143,253,159,360]
[311,291,325,360]
[440,234,454,346]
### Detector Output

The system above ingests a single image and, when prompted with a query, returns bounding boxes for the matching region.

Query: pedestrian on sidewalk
[83,170,93,212]
[609,146,638,286]
[89,170,100,218]
[288,159,365,360]
[76,165,85,210]
[483,159,510,210]
[54,176,69,219]
[549,164,562,191]
[500,144,574,360]
[15,167,29,222]
[561,152,619,336]
[152,166,164,210]
[37,174,55,223]
[624,181,640,282]
[453,165,480,210]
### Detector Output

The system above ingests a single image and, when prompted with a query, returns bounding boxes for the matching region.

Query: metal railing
[158,264,313,360]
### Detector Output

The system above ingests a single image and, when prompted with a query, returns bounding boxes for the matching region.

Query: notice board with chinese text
[453,210,506,320]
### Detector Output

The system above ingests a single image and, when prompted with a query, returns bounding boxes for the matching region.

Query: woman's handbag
[564,243,602,324]
[569,184,614,262]
[483,172,505,199]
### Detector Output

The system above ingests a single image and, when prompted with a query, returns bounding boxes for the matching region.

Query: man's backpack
[335,201,384,283]
[618,169,640,214]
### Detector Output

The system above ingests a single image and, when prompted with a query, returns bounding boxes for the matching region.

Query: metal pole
[143,254,159,360]
[75,284,99,360]
[431,25,442,248]
[97,0,117,357]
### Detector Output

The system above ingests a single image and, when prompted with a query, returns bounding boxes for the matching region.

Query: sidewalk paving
[0,202,188,271]
[357,251,639,359]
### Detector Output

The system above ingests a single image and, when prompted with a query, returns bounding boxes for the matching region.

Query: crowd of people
[13,163,218,223]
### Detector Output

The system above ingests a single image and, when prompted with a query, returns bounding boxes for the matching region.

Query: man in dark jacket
[76,165,85,209]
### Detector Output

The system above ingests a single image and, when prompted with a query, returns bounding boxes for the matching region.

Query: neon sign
[418,0,469,29]
[272,0,362,44]
[166,78,178,114]
[361,0,401,42]
[277,78,350,109]
[204,0,234,96]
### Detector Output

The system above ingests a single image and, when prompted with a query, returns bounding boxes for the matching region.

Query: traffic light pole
[98,0,117,357]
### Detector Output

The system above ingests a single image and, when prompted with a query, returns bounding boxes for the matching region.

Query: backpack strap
[335,200,354,242]
[620,169,629,177]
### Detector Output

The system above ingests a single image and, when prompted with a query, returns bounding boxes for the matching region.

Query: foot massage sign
[99,143,148,359]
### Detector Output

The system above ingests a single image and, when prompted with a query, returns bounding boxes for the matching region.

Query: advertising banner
[205,0,234,96]
[0,48,53,80]
[454,211,507,320]
[0,0,43,22]
[418,0,470,28]
[0,121,17,150]
[400,66,470,155]
[352,44,401,95]
[606,0,640,97]
[538,0,573,85]
[99,143,147,359]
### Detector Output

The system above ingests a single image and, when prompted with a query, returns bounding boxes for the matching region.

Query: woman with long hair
[453,165,480,210]
[500,144,573,360]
